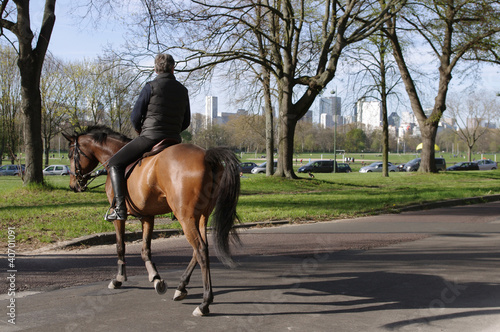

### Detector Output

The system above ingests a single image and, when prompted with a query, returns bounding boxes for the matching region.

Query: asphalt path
[1,201,500,331]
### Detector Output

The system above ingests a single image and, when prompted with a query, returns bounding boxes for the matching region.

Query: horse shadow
[204,249,500,329]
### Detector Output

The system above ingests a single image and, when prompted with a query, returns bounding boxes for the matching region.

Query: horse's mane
[77,125,132,144]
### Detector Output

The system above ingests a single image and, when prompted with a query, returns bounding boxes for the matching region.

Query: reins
[70,139,108,191]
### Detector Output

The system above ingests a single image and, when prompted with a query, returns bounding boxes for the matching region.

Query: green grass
[239,171,500,222]
[1,166,500,251]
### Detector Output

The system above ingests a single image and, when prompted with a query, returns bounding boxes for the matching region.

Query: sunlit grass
[1,169,500,250]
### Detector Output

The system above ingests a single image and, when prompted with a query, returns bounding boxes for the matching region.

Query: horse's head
[63,133,100,192]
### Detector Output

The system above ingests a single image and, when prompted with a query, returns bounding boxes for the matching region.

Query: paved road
[1,202,500,331]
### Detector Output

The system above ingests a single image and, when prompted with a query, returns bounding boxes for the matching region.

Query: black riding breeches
[107,136,158,169]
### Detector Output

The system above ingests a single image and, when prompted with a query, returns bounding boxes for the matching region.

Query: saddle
[124,138,180,179]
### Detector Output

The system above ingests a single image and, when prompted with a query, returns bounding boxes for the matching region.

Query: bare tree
[41,54,70,167]
[225,113,267,153]
[98,58,140,135]
[447,91,499,161]
[62,60,95,130]
[125,0,406,178]
[0,44,22,164]
[383,0,500,172]
[347,33,401,176]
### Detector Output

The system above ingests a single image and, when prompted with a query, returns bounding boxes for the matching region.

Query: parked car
[239,162,258,174]
[0,164,25,176]
[404,157,447,172]
[43,165,70,175]
[446,162,479,171]
[359,162,399,173]
[336,163,352,173]
[251,161,277,174]
[474,159,497,170]
[298,160,337,173]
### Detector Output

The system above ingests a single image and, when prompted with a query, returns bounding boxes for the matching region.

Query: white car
[359,162,399,173]
[43,165,70,175]
[474,159,497,170]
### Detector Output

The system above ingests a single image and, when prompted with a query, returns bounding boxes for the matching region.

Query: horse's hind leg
[141,217,167,295]
[108,220,127,289]
[173,252,197,301]
[182,218,213,316]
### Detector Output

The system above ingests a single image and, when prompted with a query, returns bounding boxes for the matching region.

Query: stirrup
[105,206,127,222]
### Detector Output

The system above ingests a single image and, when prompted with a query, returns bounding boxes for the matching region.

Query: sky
[25,2,500,120]
[44,3,127,60]
[40,2,220,115]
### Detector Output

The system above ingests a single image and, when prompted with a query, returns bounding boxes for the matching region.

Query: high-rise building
[355,98,382,129]
[318,96,341,128]
[388,112,401,127]
[205,96,218,127]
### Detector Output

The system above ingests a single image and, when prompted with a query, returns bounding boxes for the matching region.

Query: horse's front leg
[108,219,127,289]
[141,216,167,295]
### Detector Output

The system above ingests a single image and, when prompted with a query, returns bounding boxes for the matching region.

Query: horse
[63,125,240,316]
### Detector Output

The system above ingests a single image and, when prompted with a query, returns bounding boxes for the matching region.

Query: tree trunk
[262,67,274,176]
[276,112,297,179]
[12,0,56,185]
[19,69,45,184]
[382,94,389,177]
[418,122,438,173]
[380,43,389,178]
[44,136,50,168]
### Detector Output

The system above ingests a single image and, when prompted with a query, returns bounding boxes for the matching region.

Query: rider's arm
[181,96,191,132]
[131,83,152,133]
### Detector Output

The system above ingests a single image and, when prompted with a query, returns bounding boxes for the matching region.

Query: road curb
[55,194,500,250]
[394,194,500,212]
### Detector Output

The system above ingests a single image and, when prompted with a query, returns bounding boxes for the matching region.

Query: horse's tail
[205,147,241,268]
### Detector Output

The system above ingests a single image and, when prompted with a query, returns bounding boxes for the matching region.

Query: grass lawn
[1,161,500,251]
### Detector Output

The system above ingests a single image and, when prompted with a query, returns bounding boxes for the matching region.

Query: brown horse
[63,126,240,316]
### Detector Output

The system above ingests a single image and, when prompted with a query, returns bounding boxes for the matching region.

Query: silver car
[474,159,497,170]
[0,164,24,176]
[43,165,70,175]
[251,161,277,174]
[359,162,399,173]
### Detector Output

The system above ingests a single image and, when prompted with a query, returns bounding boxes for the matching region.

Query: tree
[447,91,499,161]
[0,0,56,184]
[192,124,232,149]
[383,0,500,172]
[98,57,140,135]
[225,113,267,153]
[128,0,406,178]
[347,32,401,176]
[62,60,94,130]
[0,45,22,164]
[40,54,69,167]
[345,127,368,152]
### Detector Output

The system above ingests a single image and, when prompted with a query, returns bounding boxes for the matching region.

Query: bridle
[70,136,107,191]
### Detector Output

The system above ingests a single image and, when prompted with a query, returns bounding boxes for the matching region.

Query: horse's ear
[62,132,74,142]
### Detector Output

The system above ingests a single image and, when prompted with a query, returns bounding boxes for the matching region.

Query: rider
[105,53,191,221]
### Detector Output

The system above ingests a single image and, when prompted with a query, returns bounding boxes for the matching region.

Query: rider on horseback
[105,54,191,221]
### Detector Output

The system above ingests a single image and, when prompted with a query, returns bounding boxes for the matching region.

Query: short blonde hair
[154,54,175,73]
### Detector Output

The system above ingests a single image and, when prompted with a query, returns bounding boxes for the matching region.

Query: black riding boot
[105,166,128,222]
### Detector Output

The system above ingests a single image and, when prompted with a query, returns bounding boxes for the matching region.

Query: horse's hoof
[108,279,122,289]
[154,279,167,295]
[192,306,209,317]
[173,289,188,301]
